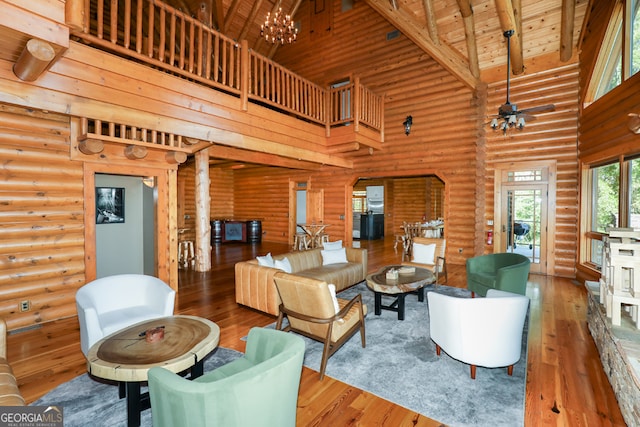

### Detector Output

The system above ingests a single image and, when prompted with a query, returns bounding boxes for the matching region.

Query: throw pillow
[274,257,292,273]
[412,243,436,264]
[323,240,343,250]
[327,284,340,314]
[256,252,274,268]
[321,247,347,265]
[327,284,344,323]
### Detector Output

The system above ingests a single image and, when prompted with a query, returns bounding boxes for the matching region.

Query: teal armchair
[466,253,530,297]
[148,327,305,427]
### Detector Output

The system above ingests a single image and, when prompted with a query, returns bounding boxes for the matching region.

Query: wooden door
[306,189,324,224]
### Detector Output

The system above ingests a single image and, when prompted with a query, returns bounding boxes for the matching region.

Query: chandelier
[261,8,298,44]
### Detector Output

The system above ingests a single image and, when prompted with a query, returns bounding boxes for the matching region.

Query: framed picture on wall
[96,187,125,224]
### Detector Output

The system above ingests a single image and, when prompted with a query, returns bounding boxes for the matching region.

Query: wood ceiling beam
[560,0,576,62]
[206,144,324,170]
[494,0,524,75]
[223,0,241,34]
[239,0,265,41]
[422,0,439,44]
[365,0,477,89]
[455,0,480,78]
[211,0,225,30]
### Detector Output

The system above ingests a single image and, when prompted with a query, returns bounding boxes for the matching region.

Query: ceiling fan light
[508,115,517,125]
[490,118,498,129]
[501,121,508,131]
[517,117,525,129]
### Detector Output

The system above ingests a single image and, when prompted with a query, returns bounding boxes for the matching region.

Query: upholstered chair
[466,252,530,296]
[148,327,305,427]
[75,274,175,356]
[427,289,530,379]
[402,237,447,284]
[273,273,366,380]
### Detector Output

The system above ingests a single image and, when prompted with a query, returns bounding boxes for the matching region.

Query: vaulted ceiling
[163,0,588,87]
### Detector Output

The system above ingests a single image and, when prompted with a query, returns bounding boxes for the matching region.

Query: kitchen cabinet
[360,214,384,240]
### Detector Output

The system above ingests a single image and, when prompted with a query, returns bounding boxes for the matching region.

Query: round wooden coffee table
[365,265,435,320]
[87,315,220,427]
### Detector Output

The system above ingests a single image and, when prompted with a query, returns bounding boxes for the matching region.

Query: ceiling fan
[490,30,555,133]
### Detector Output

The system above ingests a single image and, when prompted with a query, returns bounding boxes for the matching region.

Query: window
[352,190,367,213]
[592,163,620,233]
[586,1,640,103]
[629,157,640,227]
[583,157,640,268]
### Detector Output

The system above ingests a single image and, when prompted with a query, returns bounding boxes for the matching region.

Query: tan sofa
[0,319,25,406]
[235,248,368,315]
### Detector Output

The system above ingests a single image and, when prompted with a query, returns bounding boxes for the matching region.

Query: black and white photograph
[95,187,125,224]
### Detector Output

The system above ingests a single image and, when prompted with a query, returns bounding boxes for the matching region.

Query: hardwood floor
[7,237,625,426]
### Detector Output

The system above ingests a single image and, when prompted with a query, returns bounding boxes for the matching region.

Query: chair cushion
[99,307,166,337]
[330,298,367,342]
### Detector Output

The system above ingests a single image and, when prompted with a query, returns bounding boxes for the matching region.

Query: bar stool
[178,240,195,268]
[293,233,309,251]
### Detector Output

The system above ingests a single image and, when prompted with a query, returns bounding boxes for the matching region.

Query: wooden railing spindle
[135,0,143,53]
[110,0,118,44]
[124,0,131,49]
[168,14,176,66]
[146,0,154,58]
[159,6,166,62]
[188,20,195,73]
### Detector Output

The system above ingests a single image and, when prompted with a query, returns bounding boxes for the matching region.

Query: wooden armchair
[402,237,447,284]
[273,273,367,380]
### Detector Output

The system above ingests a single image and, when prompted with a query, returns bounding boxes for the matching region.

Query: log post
[124,145,147,159]
[194,149,212,272]
[240,40,249,111]
[65,0,87,31]
[13,39,56,82]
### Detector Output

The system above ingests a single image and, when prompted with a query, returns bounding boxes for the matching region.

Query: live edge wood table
[87,315,220,427]
[365,265,435,320]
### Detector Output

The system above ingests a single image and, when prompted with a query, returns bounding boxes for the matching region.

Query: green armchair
[466,253,530,297]
[148,327,305,427]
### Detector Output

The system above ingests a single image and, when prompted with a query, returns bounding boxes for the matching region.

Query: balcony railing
[69,0,383,137]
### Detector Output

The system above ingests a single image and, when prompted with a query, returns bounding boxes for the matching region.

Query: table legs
[122,358,206,427]
[373,288,425,321]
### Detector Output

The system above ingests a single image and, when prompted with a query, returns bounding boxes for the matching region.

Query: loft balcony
[55,0,384,163]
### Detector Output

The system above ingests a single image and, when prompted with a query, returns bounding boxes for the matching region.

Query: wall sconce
[403,115,413,136]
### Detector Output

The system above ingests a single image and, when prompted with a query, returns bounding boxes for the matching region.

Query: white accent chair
[76,274,176,356]
[427,288,529,379]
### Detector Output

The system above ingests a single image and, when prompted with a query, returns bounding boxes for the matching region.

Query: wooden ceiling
[164,0,588,85]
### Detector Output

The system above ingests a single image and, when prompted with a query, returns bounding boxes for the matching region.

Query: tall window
[584,158,640,268]
[586,0,640,103]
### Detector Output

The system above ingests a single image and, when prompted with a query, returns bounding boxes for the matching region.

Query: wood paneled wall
[579,71,640,164]
[485,63,580,278]
[0,106,85,330]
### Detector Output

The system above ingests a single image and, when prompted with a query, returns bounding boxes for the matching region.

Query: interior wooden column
[195,149,211,272]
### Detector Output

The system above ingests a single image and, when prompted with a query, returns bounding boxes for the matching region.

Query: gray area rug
[32,283,527,427]
[296,282,528,427]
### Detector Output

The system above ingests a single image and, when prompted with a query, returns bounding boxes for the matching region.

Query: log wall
[0,106,85,330]
[485,63,580,278]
